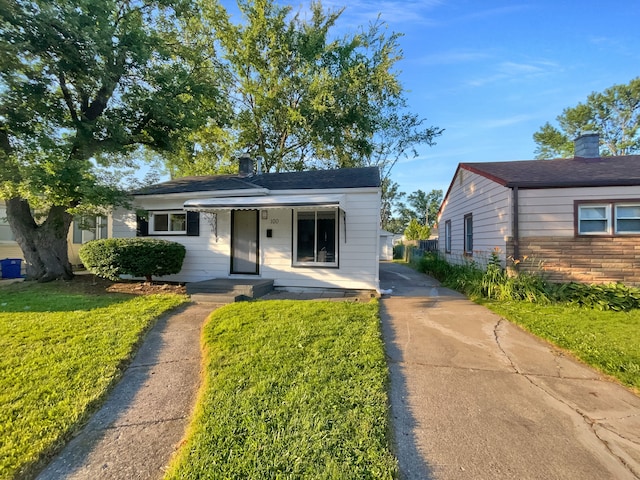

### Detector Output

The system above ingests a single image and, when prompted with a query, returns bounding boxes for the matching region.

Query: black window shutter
[136,215,149,237]
[186,211,200,236]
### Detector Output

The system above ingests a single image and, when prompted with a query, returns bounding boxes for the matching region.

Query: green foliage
[165,300,397,478]
[533,77,640,158]
[79,238,186,282]
[552,282,640,311]
[418,252,640,311]
[403,218,430,240]
[0,0,225,280]
[383,187,442,233]
[485,301,640,390]
[0,283,186,479]
[167,0,441,179]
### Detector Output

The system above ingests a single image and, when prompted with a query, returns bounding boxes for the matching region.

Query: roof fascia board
[133,188,270,200]
[460,164,509,186]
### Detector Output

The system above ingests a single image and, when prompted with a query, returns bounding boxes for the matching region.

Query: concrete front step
[186,278,274,303]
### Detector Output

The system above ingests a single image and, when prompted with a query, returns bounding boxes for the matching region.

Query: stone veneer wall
[506,236,640,286]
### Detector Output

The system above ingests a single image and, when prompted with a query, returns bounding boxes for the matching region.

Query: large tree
[0,0,225,281]
[166,0,441,186]
[533,77,640,159]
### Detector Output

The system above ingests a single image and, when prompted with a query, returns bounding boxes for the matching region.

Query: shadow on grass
[0,280,131,313]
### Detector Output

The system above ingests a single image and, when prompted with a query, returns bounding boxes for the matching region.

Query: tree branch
[58,71,79,124]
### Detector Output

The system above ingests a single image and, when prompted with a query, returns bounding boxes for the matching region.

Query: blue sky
[221,0,640,196]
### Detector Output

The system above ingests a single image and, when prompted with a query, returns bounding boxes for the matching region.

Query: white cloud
[417,49,491,66]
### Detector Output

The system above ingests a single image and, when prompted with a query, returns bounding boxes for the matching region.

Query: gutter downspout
[512,186,520,264]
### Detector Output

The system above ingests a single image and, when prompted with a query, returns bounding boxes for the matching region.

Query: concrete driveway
[379,261,640,480]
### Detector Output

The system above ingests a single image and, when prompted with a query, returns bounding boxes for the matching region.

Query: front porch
[186,278,274,303]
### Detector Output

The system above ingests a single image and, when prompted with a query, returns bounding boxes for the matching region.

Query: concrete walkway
[379,261,640,480]
[37,303,217,480]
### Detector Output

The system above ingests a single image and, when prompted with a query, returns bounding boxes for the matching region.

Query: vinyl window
[150,211,187,234]
[464,214,473,255]
[444,220,451,253]
[615,204,640,234]
[293,209,338,266]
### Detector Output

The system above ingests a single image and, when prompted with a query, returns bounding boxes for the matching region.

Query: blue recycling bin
[1,258,23,279]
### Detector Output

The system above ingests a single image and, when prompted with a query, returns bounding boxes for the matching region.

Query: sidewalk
[37,303,217,480]
[379,261,640,480]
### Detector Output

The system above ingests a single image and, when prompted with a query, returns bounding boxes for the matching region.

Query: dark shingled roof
[133,166,380,195]
[461,155,640,188]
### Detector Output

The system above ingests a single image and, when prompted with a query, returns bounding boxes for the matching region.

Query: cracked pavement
[379,261,640,480]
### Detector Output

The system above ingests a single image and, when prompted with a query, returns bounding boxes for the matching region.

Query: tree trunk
[6,197,74,282]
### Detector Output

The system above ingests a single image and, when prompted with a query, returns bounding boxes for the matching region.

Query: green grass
[0,282,187,480]
[482,300,640,390]
[165,300,397,479]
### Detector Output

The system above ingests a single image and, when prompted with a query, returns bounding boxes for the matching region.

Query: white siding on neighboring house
[379,230,394,261]
[518,185,640,237]
[438,168,511,266]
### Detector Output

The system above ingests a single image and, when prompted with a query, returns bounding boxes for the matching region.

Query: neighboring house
[437,133,640,285]
[0,201,111,274]
[0,202,22,264]
[68,214,111,266]
[112,158,382,291]
[379,230,394,261]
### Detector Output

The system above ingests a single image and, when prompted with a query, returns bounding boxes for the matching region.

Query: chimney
[238,154,254,176]
[574,132,600,158]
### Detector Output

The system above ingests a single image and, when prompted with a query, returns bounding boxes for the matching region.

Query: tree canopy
[533,77,640,159]
[0,0,225,281]
[382,187,442,234]
[166,0,442,184]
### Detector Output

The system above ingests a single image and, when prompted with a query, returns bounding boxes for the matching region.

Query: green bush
[416,251,639,310]
[79,238,186,282]
[551,282,640,311]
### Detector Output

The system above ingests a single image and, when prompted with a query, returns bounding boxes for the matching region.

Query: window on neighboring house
[293,209,338,266]
[577,201,640,235]
[578,204,610,234]
[615,204,640,234]
[463,214,473,255]
[72,215,107,244]
[0,212,14,242]
[150,211,187,234]
[444,220,451,253]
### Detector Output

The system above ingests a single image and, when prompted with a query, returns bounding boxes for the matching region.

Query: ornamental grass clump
[79,238,186,282]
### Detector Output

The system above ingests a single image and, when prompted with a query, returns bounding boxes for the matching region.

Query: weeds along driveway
[378,261,640,480]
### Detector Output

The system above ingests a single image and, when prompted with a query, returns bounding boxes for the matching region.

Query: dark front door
[231,210,259,274]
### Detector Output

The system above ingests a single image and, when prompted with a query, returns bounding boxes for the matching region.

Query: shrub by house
[79,238,186,282]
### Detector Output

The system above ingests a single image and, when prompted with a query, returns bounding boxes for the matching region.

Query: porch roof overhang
[183,194,346,211]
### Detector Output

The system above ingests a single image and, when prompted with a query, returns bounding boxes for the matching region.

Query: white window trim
[292,208,339,267]
[444,220,451,253]
[615,203,640,234]
[578,204,611,235]
[464,214,473,255]
[149,211,187,235]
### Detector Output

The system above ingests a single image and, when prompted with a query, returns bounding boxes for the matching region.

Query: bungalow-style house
[437,133,640,285]
[112,158,382,291]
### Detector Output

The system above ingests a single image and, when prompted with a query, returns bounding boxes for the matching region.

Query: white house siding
[438,169,511,267]
[114,189,380,290]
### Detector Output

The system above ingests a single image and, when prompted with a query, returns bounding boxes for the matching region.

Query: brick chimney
[574,132,600,158]
[238,154,254,176]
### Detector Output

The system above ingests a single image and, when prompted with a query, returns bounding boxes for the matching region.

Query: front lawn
[482,300,640,390]
[0,281,187,479]
[165,300,397,479]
